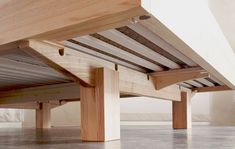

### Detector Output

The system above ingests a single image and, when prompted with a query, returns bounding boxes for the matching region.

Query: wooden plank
[0,57,68,80]
[75,36,162,71]
[196,78,215,87]
[193,85,231,93]
[128,23,196,66]
[186,80,204,88]
[179,82,193,89]
[140,0,235,89]
[20,40,181,101]
[172,92,191,129]
[150,67,205,76]
[36,102,51,129]
[119,65,181,100]
[80,68,120,141]
[64,40,147,72]
[0,102,40,109]
[150,67,209,89]
[0,0,146,45]
[0,41,20,55]
[99,29,180,69]
[0,83,80,104]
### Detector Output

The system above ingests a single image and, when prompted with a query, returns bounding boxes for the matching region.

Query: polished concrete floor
[0,125,235,149]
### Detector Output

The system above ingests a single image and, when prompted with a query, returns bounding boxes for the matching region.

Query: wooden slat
[179,82,194,89]
[128,23,197,66]
[75,36,162,71]
[64,40,147,72]
[196,78,215,87]
[20,40,181,101]
[193,85,231,93]
[0,57,68,80]
[99,29,180,69]
[186,80,204,88]
[0,0,146,45]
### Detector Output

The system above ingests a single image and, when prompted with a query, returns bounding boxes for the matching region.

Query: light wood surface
[80,68,120,141]
[0,83,80,104]
[99,29,180,69]
[36,102,51,129]
[64,40,147,72]
[172,92,191,129]
[0,102,40,109]
[150,67,208,89]
[0,0,146,45]
[128,23,196,66]
[193,85,231,93]
[76,36,161,71]
[20,40,181,101]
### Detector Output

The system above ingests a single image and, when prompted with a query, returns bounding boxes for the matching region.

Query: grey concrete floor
[0,125,235,149]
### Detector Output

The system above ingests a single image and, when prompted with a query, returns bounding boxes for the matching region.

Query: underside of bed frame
[0,0,234,142]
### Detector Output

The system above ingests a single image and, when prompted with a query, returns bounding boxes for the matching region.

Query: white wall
[121,93,210,122]
[22,93,211,127]
[210,91,235,126]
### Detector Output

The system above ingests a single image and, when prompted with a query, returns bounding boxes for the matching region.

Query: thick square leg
[172,92,192,129]
[80,68,120,142]
[36,102,51,129]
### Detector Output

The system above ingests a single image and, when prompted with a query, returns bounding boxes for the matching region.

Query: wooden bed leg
[36,102,51,129]
[80,67,120,142]
[172,91,192,129]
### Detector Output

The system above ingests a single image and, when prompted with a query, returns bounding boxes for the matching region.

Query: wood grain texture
[150,67,209,90]
[20,40,181,101]
[172,92,191,129]
[0,102,40,109]
[0,83,80,104]
[0,0,145,45]
[36,102,51,129]
[193,85,231,93]
[80,68,120,141]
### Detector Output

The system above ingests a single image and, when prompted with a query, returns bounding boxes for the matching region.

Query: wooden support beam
[0,41,20,55]
[150,67,209,90]
[19,40,181,101]
[0,83,80,104]
[80,68,120,141]
[0,0,146,45]
[193,85,231,93]
[36,102,51,129]
[172,92,192,129]
[0,102,40,109]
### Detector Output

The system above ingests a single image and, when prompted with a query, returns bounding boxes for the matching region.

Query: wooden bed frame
[0,0,234,142]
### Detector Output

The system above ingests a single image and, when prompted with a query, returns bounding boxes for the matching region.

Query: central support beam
[150,67,209,90]
[20,40,181,101]
[80,68,120,141]
[0,83,80,104]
